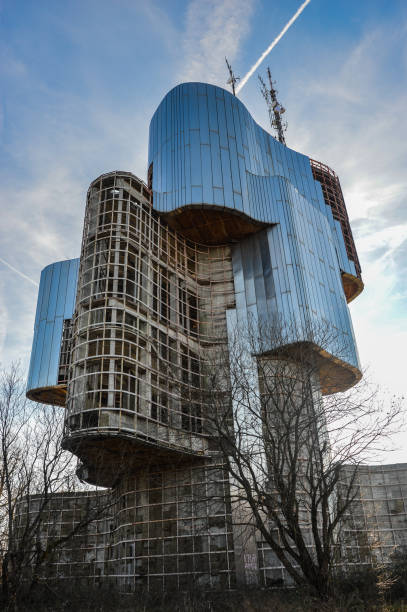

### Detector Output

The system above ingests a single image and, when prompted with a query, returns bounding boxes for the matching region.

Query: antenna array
[259,68,287,145]
[225,58,240,96]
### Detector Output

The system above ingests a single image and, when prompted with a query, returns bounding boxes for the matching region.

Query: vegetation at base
[3,562,407,612]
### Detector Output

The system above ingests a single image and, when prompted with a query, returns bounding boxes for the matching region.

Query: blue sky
[1,0,406,457]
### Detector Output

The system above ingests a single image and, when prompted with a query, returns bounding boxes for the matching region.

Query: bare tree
[0,365,110,605]
[202,321,404,598]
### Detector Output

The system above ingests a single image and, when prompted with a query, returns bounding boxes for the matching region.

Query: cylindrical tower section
[27,259,79,406]
[64,171,224,485]
[310,159,363,302]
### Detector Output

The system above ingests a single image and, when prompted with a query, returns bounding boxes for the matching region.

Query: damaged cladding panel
[27,259,79,406]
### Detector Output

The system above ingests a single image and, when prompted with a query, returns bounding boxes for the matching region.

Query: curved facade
[63,171,235,485]
[149,83,362,390]
[27,259,79,405]
[310,158,363,302]
[148,84,359,277]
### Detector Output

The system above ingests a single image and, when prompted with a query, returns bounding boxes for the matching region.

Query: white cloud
[179,0,256,85]
[0,0,259,375]
[284,26,407,278]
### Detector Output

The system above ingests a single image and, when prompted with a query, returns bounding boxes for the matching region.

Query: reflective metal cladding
[148,83,361,279]
[27,259,79,405]
[148,82,362,385]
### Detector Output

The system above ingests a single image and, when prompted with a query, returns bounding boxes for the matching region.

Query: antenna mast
[259,67,287,144]
[225,57,240,96]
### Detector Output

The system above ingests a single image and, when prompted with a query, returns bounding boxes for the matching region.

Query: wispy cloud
[287,27,407,238]
[0,257,39,287]
[178,0,256,85]
[0,17,160,370]
[137,1,179,53]
[1,0,406,452]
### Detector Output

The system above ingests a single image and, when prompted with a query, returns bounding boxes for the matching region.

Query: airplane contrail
[0,257,39,287]
[236,0,312,94]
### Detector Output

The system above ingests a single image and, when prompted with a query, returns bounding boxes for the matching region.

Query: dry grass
[2,585,407,612]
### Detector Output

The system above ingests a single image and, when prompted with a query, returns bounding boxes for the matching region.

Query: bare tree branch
[201,321,404,598]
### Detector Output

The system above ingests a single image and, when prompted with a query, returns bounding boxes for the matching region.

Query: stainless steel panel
[27,259,79,395]
[146,82,360,370]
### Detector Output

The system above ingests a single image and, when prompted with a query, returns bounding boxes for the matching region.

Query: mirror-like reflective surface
[148,83,360,286]
[27,259,79,404]
[149,84,361,377]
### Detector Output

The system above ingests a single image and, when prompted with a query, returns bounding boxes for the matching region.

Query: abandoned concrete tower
[23,82,374,590]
